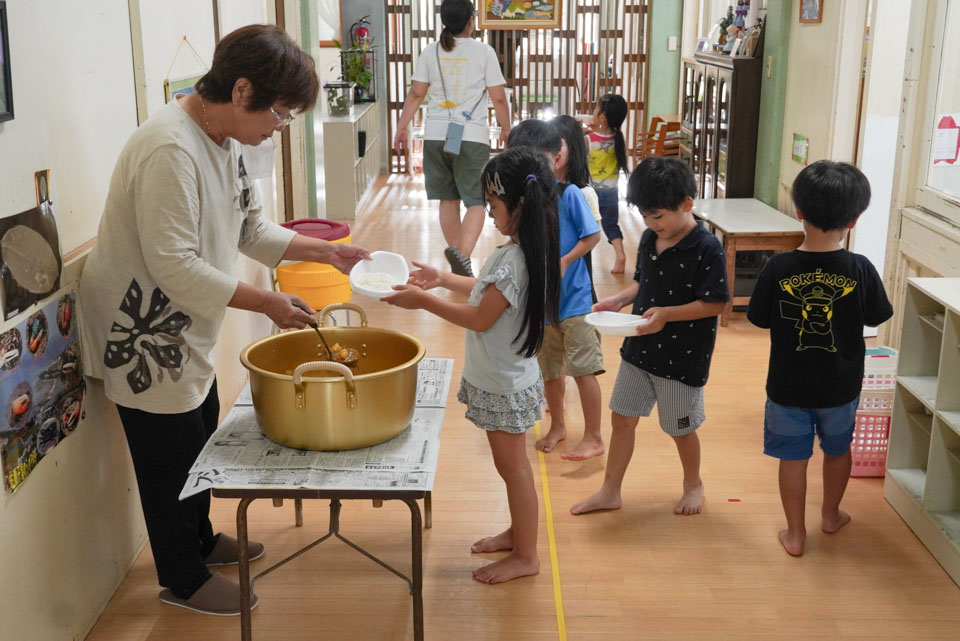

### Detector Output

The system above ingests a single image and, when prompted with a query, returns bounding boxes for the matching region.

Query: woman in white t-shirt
[393,0,511,277]
[78,25,368,617]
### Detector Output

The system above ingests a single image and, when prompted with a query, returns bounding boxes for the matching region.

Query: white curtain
[317,0,339,40]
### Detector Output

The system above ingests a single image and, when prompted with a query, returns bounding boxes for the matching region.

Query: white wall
[0,3,143,641]
[853,0,911,294]
[138,0,217,117]
[778,0,869,211]
[0,2,286,640]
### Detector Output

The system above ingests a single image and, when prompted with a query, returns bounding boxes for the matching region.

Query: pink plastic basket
[851,412,891,477]
[851,348,897,477]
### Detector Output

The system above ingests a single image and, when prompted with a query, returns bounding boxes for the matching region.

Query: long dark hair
[439,0,474,52]
[481,148,561,358]
[597,94,629,173]
[550,115,591,188]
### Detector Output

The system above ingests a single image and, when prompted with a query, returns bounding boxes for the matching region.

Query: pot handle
[319,302,368,328]
[292,361,358,411]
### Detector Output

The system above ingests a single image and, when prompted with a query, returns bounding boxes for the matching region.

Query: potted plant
[324,80,354,117]
[335,38,376,103]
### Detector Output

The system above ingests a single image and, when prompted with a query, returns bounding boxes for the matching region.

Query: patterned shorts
[457,376,545,434]
[609,360,705,437]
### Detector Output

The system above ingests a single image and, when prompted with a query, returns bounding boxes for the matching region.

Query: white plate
[349,251,410,299]
[585,311,649,336]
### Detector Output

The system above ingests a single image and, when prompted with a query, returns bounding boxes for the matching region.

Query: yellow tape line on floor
[533,421,567,641]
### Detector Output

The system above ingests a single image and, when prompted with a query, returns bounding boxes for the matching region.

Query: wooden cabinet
[680,53,761,199]
[884,278,960,586]
[322,102,381,220]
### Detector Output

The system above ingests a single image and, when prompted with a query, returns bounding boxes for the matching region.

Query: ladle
[297,304,360,367]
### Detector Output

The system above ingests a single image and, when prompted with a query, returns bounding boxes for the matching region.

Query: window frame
[910,0,960,225]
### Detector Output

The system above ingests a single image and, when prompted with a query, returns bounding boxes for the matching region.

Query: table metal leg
[402,498,424,641]
[722,237,736,327]
[237,497,256,641]
[424,491,432,529]
[295,498,303,527]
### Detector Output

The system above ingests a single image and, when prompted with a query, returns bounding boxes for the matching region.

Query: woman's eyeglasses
[270,106,295,129]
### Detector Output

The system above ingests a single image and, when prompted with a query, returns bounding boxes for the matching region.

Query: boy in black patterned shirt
[572,157,728,517]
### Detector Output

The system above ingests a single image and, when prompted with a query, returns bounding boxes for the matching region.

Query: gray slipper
[444,246,473,277]
[159,573,259,616]
[205,533,265,566]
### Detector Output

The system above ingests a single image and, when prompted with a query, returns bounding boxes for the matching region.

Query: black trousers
[117,380,219,590]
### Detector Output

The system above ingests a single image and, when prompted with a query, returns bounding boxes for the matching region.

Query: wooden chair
[635,115,681,161]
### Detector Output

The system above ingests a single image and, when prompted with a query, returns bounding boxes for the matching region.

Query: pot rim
[239,327,425,382]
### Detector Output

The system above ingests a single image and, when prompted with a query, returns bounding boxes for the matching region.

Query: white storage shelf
[322,102,382,220]
[885,278,960,586]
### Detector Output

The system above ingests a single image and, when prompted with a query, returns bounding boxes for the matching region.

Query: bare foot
[570,488,622,515]
[560,436,605,461]
[536,425,567,452]
[611,256,626,274]
[471,529,513,553]
[472,553,539,584]
[821,510,851,533]
[674,481,704,515]
[778,529,805,556]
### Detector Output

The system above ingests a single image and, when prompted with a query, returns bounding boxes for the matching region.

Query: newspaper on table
[180,358,454,500]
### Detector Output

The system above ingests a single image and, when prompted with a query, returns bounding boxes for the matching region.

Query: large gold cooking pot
[240,303,425,450]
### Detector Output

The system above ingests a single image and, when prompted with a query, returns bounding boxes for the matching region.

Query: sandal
[204,533,265,567]
[444,246,473,277]
[159,573,258,616]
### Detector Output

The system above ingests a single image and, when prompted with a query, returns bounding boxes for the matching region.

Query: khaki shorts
[537,315,605,381]
[423,139,489,207]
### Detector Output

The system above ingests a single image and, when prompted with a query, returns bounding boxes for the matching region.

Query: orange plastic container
[275,220,352,310]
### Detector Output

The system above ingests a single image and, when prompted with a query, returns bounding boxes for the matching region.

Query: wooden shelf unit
[679,52,762,199]
[885,278,960,585]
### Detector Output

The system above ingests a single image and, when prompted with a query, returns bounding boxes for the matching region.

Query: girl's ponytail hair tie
[525,174,538,183]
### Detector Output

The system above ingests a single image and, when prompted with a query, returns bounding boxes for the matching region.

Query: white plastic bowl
[585,311,649,336]
[349,251,410,299]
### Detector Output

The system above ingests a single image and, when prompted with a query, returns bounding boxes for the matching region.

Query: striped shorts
[609,361,706,437]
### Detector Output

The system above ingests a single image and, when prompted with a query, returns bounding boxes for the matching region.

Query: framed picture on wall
[800,0,823,23]
[478,0,563,31]
[163,74,204,103]
[0,1,13,123]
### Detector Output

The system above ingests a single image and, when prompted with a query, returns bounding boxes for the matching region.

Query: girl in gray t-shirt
[384,148,560,585]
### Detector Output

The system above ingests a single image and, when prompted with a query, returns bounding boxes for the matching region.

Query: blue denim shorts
[763,396,859,461]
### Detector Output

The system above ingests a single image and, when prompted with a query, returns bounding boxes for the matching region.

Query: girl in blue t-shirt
[383,147,561,584]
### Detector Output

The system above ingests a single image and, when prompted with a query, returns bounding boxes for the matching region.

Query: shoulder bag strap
[436,44,487,121]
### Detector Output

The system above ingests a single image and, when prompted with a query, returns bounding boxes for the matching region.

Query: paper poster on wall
[792,133,810,165]
[0,289,84,493]
[933,114,960,165]
[0,201,62,321]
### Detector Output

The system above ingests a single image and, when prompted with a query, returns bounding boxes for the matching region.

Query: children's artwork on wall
[0,0,13,123]
[1,289,85,493]
[0,202,62,321]
[478,0,563,30]
[800,0,823,23]
[162,35,208,103]
[163,73,203,103]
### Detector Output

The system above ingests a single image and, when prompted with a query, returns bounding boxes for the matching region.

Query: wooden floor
[87,175,960,641]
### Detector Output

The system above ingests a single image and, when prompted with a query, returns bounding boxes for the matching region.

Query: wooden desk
[693,198,804,326]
